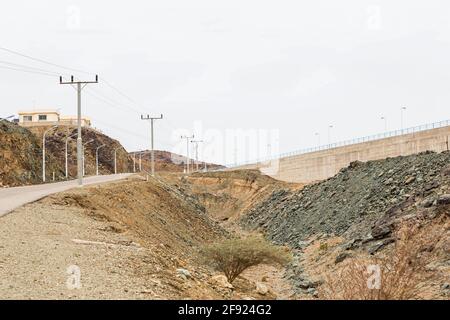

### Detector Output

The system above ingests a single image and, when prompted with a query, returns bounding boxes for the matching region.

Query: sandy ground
[0,199,163,299]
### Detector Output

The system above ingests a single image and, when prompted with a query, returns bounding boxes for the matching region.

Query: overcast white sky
[1,1,449,165]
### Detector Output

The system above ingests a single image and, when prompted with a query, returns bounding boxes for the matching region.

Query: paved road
[0,174,133,217]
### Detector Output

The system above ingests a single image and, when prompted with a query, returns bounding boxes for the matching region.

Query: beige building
[18,109,91,127]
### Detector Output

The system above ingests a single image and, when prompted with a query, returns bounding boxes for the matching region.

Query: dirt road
[0,174,132,216]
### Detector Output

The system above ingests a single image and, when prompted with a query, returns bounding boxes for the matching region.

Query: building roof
[18,109,60,115]
[60,115,91,121]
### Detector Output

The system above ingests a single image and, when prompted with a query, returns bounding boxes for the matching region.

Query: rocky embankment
[0,120,59,186]
[0,121,133,187]
[242,151,450,297]
[242,151,449,252]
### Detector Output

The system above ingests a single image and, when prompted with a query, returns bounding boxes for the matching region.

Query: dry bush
[201,236,292,283]
[320,221,446,300]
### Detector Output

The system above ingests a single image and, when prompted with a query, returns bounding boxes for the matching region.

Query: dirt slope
[165,170,300,224]
[0,174,285,299]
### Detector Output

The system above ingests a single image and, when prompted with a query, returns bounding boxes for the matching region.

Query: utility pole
[65,132,77,179]
[42,125,58,182]
[141,114,163,176]
[96,144,105,175]
[82,139,94,177]
[139,151,142,171]
[190,140,203,172]
[181,134,194,173]
[60,75,98,186]
[132,152,136,173]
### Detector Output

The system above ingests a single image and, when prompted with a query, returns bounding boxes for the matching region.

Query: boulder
[436,194,450,205]
[335,252,351,264]
[176,268,191,280]
[210,275,233,289]
[255,282,269,295]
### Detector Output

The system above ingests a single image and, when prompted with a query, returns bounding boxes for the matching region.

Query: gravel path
[0,197,160,299]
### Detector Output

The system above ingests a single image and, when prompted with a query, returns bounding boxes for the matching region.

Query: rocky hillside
[0,121,133,187]
[0,121,62,186]
[28,126,133,179]
[242,151,450,298]
[242,151,450,250]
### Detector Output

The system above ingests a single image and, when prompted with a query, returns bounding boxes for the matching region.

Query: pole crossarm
[59,75,98,85]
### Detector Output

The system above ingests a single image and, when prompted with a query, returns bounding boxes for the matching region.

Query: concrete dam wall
[233,122,450,184]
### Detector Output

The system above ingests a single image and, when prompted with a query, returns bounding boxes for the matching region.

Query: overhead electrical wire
[0,46,93,76]
[0,45,186,152]
[0,64,58,77]
[0,46,147,114]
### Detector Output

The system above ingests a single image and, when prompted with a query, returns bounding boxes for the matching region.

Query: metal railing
[225,119,450,168]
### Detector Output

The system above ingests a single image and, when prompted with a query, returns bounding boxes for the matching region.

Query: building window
[23,115,32,122]
[38,115,47,121]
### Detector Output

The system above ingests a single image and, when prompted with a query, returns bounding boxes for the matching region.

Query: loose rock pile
[242,151,450,250]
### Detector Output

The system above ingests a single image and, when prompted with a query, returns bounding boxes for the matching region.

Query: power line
[0,46,92,76]
[99,77,143,109]
[0,60,64,76]
[0,64,58,77]
[84,87,141,114]
[0,46,145,112]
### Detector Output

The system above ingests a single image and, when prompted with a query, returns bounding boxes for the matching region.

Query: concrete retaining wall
[233,125,450,184]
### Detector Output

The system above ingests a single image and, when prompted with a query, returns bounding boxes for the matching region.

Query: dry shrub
[320,221,446,300]
[201,236,292,283]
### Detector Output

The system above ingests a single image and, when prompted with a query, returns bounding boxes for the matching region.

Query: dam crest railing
[223,119,450,169]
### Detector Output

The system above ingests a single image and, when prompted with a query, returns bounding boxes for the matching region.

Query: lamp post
[114,147,121,174]
[96,144,105,176]
[328,125,333,145]
[42,125,58,182]
[82,139,94,177]
[181,134,194,173]
[401,106,407,131]
[381,116,387,132]
[315,132,320,146]
[65,132,77,179]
